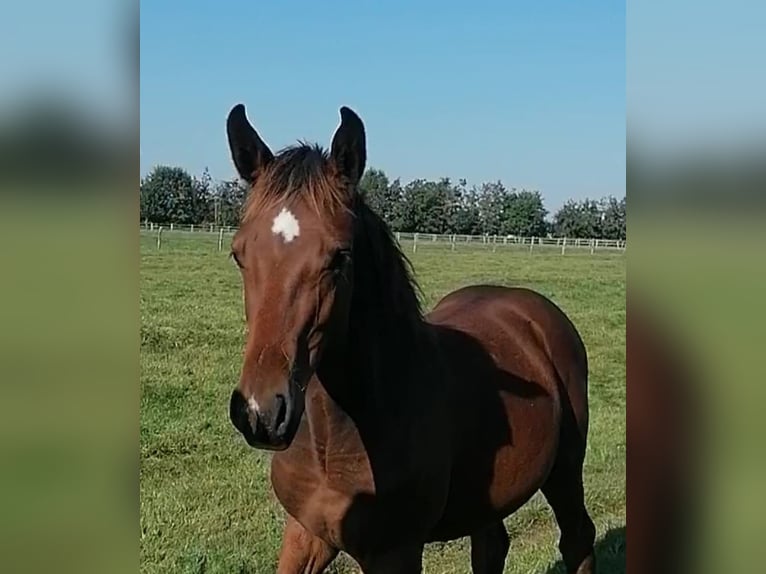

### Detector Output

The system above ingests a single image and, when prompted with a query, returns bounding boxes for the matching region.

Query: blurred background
[629,1,766,572]
[0,1,137,573]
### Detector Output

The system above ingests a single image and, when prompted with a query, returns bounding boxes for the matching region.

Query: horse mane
[347,199,426,405]
[241,143,350,222]
[350,198,424,328]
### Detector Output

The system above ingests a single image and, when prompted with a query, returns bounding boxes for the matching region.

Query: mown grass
[140,231,625,573]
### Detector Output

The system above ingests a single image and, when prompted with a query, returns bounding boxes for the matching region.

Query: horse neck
[315,296,429,420]
[314,245,430,419]
[311,202,434,434]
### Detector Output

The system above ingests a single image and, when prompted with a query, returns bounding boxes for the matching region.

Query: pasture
[140,231,625,573]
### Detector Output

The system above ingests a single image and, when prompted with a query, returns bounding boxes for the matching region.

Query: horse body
[427,284,586,540]
[269,284,591,567]
[224,103,596,573]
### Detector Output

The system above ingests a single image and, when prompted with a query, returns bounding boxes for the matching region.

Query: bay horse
[226,103,596,573]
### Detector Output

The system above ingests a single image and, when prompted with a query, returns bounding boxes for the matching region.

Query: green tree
[359,168,390,217]
[553,198,603,238]
[214,178,250,227]
[581,199,606,237]
[553,200,580,238]
[451,180,481,235]
[359,168,405,228]
[399,178,459,233]
[599,196,626,240]
[476,181,508,235]
[503,189,548,237]
[386,178,405,230]
[140,165,197,224]
[192,167,214,223]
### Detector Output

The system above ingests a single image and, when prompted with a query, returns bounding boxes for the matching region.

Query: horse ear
[226,103,273,184]
[330,106,366,186]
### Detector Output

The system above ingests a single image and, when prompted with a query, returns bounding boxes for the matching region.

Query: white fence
[392,231,625,254]
[139,222,626,255]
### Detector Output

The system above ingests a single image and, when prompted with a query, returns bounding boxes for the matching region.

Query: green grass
[140,231,625,573]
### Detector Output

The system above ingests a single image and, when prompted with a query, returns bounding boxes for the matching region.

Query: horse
[226,103,596,573]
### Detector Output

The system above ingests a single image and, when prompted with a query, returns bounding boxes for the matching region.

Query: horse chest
[270,440,375,541]
[271,439,446,552]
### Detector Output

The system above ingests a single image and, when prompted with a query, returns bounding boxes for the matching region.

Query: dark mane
[343,197,427,403]
[241,143,349,222]
[351,197,424,324]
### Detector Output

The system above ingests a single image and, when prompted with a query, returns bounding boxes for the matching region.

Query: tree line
[140,165,626,240]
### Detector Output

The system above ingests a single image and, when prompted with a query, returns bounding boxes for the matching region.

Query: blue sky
[140,0,624,211]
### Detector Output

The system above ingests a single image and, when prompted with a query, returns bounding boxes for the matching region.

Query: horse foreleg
[470,521,510,574]
[276,515,339,574]
[356,544,424,574]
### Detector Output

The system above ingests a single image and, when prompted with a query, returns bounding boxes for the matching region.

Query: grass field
[140,231,626,573]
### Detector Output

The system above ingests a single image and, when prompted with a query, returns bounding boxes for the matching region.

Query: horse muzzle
[229,383,304,450]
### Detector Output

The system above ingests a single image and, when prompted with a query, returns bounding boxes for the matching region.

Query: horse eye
[329,249,351,272]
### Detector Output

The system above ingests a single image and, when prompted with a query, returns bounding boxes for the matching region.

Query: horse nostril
[273,393,288,434]
[229,389,249,432]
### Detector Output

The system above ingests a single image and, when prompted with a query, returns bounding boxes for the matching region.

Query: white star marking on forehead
[271,207,300,243]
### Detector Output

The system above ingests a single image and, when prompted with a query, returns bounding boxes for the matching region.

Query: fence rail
[140,222,626,255]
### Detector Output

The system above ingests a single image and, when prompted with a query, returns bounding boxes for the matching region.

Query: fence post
[492,235,497,252]
[413,233,418,253]
[170,223,174,231]
[451,234,456,251]
[218,228,224,251]
[561,237,567,255]
[529,237,534,252]
[157,227,163,250]
[191,224,194,233]
[590,239,595,255]
[396,231,401,243]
